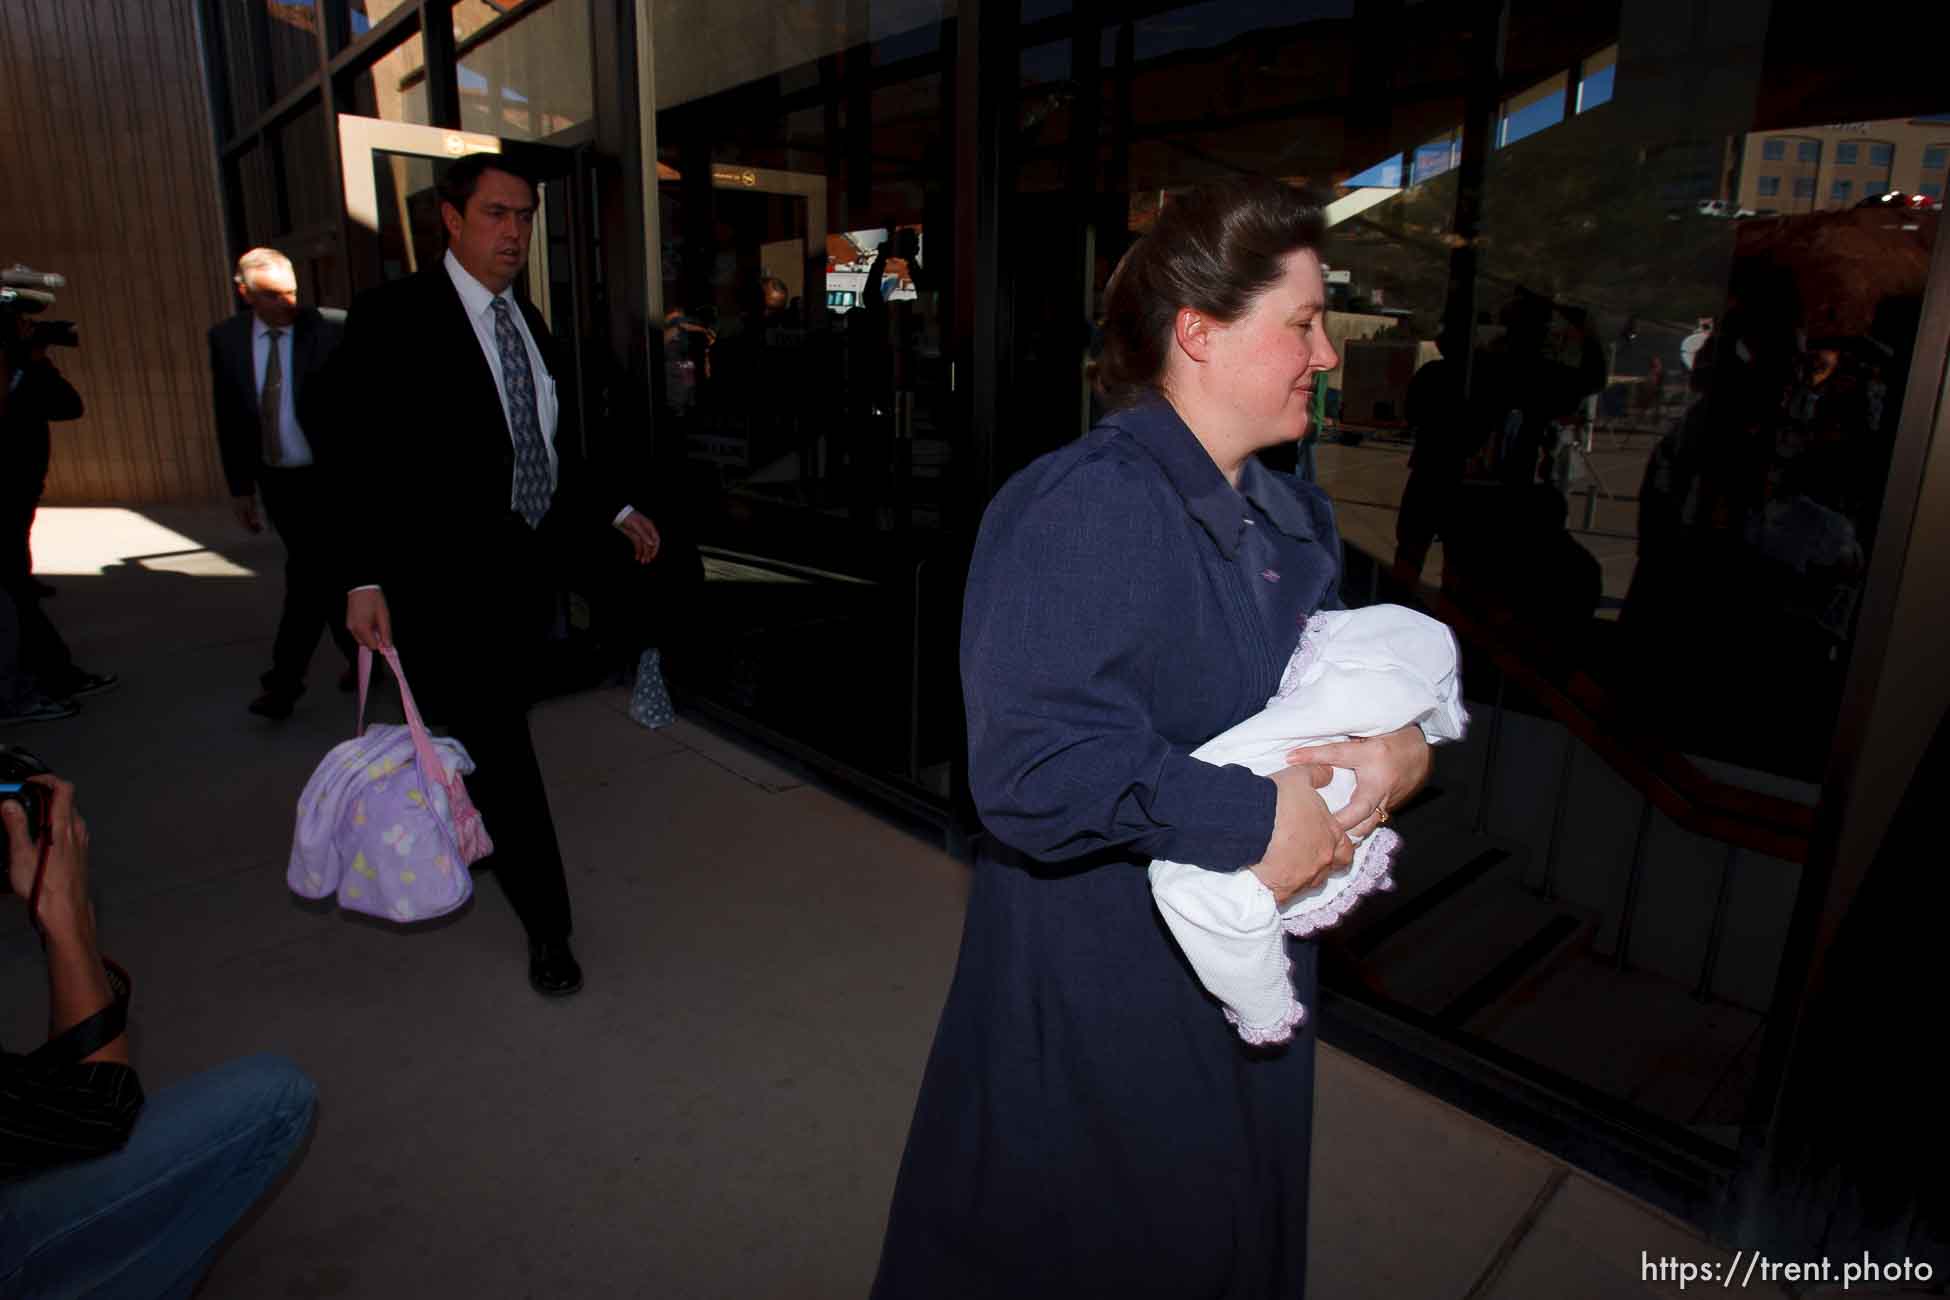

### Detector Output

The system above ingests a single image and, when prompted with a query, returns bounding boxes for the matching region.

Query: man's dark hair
[1097,176,1327,402]
[438,153,538,219]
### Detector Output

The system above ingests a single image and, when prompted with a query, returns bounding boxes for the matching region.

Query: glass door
[649,2,964,814]
[337,116,591,453]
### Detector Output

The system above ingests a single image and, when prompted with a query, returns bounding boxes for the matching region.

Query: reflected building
[1732,118,1950,214]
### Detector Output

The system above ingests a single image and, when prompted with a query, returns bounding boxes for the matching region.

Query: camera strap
[27,959,132,1068]
[24,824,134,1070]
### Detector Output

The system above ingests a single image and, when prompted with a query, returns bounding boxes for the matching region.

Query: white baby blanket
[1149,604,1467,1045]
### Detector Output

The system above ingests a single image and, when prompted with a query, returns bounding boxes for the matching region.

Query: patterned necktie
[259,328,284,469]
[491,298,553,527]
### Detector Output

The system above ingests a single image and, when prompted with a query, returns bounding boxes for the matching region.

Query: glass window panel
[1411,132,1462,185]
[1017,35,1077,176]
[985,0,1948,1157]
[1922,180,1944,197]
[453,0,594,141]
[1346,156,1405,187]
[1019,37,1070,88]
[1923,147,1947,169]
[1868,141,1894,165]
[1462,39,1944,1143]
[236,141,281,245]
[277,102,334,232]
[652,0,958,109]
[1576,45,1617,113]
[1499,72,1568,148]
[265,0,323,100]
[219,0,265,133]
[343,32,429,125]
[348,0,411,39]
[651,0,958,798]
[1125,0,1356,61]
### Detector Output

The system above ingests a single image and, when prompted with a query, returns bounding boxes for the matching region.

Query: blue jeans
[0,1053,316,1299]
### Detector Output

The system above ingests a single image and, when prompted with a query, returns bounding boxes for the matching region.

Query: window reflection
[653,1,959,797]
[236,141,279,246]
[219,0,264,132]
[342,32,429,126]
[265,0,322,99]
[277,104,333,232]
[348,0,411,38]
[1003,0,1946,1154]
[454,0,594,141]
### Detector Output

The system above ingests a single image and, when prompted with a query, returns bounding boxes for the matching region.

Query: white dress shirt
[445,249,561,495]
[252,316,314,469]
[443,250,632,526]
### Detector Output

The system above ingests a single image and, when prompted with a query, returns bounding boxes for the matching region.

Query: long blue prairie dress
[872,396,1346,1299]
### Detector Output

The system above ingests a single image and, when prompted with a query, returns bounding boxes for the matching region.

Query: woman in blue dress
[872,177,1433,1299]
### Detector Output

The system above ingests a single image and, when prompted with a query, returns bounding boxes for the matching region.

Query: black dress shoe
[50,670,118,701]
[248,691,298,720]
[528,938,583,997]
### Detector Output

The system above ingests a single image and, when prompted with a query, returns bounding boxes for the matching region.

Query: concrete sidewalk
[2,506,1802,1299]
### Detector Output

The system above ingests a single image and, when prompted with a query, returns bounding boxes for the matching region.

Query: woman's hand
[1295,725,1432,842]
[1249,765,1353,906]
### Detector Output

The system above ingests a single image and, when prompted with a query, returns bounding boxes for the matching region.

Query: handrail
[1415,584,1814,864]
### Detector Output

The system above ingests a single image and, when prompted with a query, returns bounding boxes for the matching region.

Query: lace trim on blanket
[1280,826,1401,938]
[1222,947,1308,1047]
[1271,615,1326,705]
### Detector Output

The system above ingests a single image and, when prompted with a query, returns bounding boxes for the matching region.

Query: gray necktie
[492,298,553,527]
[259,328,283,469]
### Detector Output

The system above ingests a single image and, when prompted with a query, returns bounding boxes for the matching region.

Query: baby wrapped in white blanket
[1150,604,1467,1046]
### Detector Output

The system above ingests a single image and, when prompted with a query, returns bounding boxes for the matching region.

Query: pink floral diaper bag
[287,646,492,923]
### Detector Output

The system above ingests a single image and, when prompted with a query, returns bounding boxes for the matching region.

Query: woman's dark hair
[1098,176,1327,401]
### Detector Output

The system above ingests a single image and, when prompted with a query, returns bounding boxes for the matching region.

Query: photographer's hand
[1,777,125,1064]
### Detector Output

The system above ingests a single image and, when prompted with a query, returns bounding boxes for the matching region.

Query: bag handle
[356,645,459,807]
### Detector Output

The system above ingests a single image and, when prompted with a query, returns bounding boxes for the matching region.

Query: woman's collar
[1108,394,1319,557]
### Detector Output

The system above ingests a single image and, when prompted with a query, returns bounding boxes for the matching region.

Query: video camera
[0,745,51,876]
[0,265,80,350]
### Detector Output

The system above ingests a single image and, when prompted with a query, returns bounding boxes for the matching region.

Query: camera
[1,265,79,350]
[0,745,52,873]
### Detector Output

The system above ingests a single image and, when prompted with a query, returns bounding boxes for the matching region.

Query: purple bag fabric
[286,647,492,923]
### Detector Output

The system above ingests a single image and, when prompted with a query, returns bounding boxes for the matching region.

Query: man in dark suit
[328,154,667,997]
[0,311,82,599]
[209,248,358,719]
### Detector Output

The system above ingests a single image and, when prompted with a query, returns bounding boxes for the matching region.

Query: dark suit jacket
[0,356,84,492]
[314,266,631,596]
[208,306,345,499]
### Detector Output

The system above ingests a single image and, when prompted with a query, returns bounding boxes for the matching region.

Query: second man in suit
[330,154,667,997]
[210,248,359,719]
